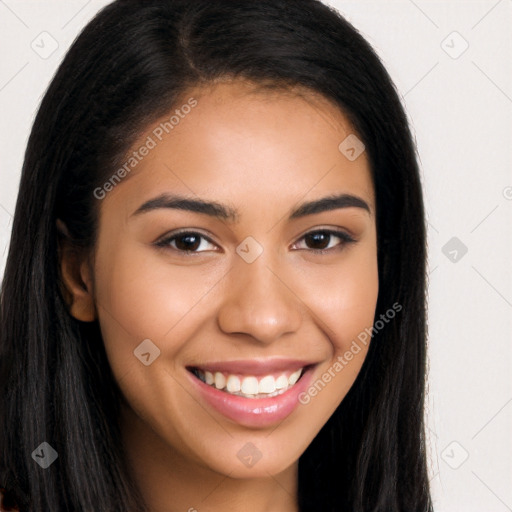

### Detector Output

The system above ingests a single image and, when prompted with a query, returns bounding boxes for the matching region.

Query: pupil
[176,234,200,251]
[306,232,329,250]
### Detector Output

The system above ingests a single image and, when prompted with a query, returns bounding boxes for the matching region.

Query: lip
[186,362,317,428]
[187,357,317,376]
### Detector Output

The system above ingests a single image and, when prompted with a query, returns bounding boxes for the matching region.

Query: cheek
[92,242,222,374]
[293,247,378,419]
[297,244,379,353]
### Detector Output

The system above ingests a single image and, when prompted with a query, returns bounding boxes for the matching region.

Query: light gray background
[0,1,511,510]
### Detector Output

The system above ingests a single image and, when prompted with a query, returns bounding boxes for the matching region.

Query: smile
[185,358,318,428]
[190,367,305,399]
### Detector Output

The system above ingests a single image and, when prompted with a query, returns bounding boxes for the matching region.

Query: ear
[56,219,97,322]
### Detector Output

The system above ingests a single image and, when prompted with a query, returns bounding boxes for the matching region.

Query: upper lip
[188,358,318,376]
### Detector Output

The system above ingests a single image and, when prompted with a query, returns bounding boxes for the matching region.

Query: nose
[217,255,303,345]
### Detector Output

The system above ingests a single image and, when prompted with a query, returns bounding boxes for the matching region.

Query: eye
[292,229,356,254]
[154,228,356,256]
[154,230,218,254]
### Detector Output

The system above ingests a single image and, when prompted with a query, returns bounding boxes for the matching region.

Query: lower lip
[186,365,316,428]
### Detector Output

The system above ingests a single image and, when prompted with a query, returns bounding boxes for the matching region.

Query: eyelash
[154,228,357,256]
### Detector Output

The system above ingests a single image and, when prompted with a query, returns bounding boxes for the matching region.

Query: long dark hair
[0,1,432,510]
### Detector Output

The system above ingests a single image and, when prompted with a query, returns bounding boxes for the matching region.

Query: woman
[0,0,433,510]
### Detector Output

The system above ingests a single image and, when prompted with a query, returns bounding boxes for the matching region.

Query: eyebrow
[130,192,371,222]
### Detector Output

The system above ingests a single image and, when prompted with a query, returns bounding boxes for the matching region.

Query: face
[64,79,378,482]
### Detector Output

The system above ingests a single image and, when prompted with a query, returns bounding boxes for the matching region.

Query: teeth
[275,375,288,389]
[258,375,276,394]
[289,369,301,385]
[241,376,258,395]
[194,367,305,398]
[226,375,241,393]
[214,372,226,390]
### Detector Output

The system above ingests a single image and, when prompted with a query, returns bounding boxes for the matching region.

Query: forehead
[100,79,374,218]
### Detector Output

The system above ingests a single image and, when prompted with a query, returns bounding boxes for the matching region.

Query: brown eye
[155,231,217,254]
[173,233,202,251]
[294,229,356,253]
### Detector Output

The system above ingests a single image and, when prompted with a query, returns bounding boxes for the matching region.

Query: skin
[59,79,379,512]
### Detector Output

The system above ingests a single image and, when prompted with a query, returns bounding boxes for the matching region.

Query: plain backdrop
[0,1,511,510]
